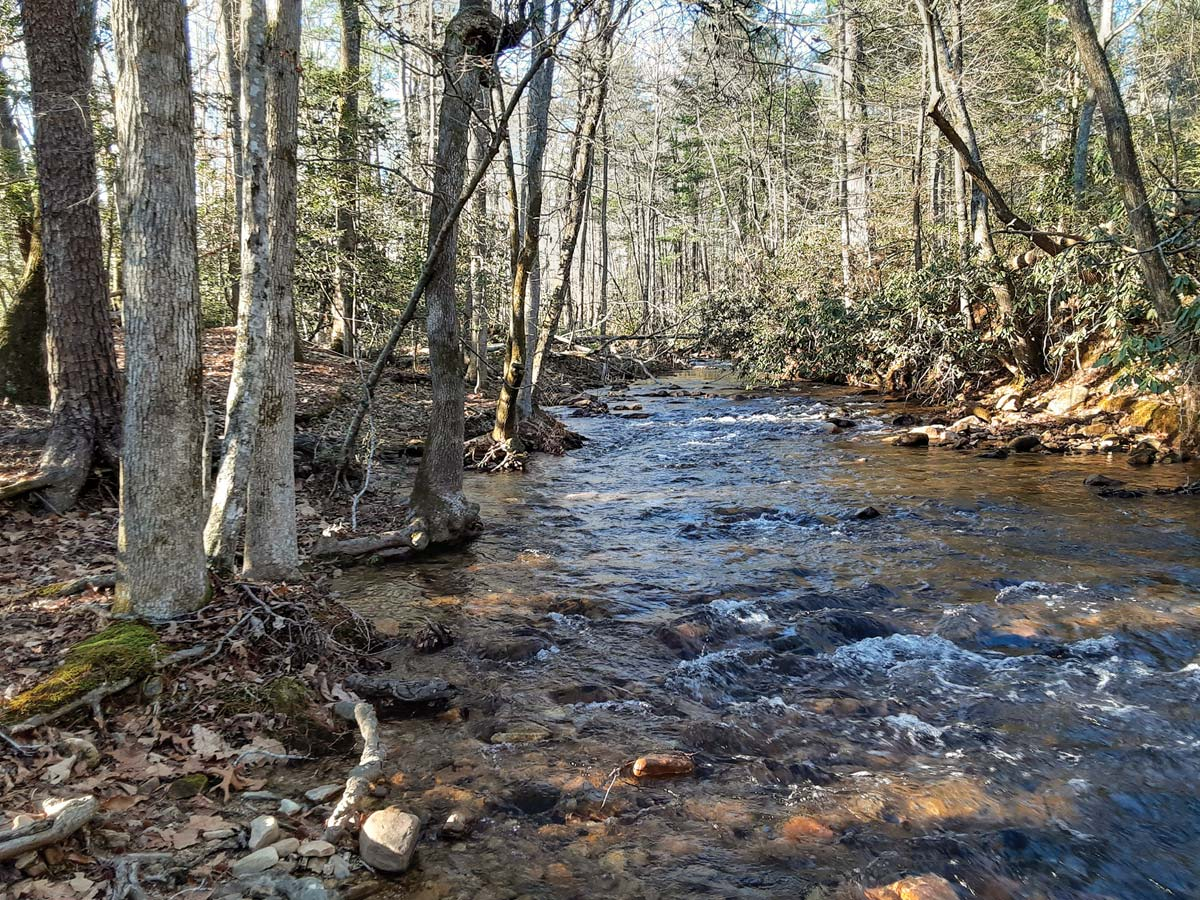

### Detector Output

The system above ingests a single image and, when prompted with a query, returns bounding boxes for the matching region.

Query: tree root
[0,795,98,861]
[323,700,384,842]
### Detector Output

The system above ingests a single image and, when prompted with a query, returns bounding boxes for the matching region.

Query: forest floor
[0,329,632,900]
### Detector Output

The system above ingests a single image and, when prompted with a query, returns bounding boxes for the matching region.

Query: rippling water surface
[332,367,1200,899]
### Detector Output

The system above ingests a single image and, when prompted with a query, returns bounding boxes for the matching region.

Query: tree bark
[329,0,361,355]
[493,0,557,443]
[0,63,48,405]
[468,88,491,393]
[529,0,622,395]
[112,0,209,616]
[243,0,301,580]
[840,2,871,284]
[408,0,508,544]
[205,0,273,570]
[1062,0,1177,325]
[219,0,243,316]
[15,0,121,509]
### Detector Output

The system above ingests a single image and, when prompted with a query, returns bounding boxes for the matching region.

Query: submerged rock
[1084,473,1125,487]
[864,874,958,900]
[852,506,881,520]
[632,751,695,778]
[359,808,420,873]
[1006,434,1041,452]
[779,815,835,842]
[895,431,929,447]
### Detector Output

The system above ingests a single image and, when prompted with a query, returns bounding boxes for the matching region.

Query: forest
[0,0,1199,897]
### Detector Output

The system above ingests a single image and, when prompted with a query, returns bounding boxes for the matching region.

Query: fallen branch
[0,796,98,861]
[323,700,384,842]
[8,645,211,736]
[313,519,430,560]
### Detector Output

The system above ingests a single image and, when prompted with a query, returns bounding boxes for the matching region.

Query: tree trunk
[468,89,491,393]
[204,0,272,570]
[840,2,871,285]
[1071,0,1112,204]
[112,0,209,617]
[1062,0,1177,325]
[0,64,48,405]
[409,0,504,544]
[494,0,556,439]
[11,0,121,510]
[329,0,361,355]
[529,0,621,395]
[219,0,242,317]
[243,0,301,580]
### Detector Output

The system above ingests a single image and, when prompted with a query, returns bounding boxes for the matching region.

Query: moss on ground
[0,622,159,723]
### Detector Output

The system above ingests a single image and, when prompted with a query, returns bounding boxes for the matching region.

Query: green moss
[216,675,313,717]
[0,622,159,723]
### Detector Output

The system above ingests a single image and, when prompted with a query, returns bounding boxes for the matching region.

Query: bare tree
[205,0,273,570]
[1062,0,1177,326]
[329,0,362,355]
[243,0,302,580]
[112,0,209,616]
[1,0,121,509]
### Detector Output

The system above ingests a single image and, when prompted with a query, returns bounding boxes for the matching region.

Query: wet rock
[359,808,420,873]
[895,431,929,447]
[864,874,958,900]
[1099,486,1147,499]
[298,840,335,858]
[490,722,551,744]
[1084,473,1125,487]
[304,784,342,803]
[477,632,551,662]
[632,751,695,778]
[248,815,281,851]
[828,417,857,428]
[892,414,918,426]
[343,674,454,717]
[852,506,881,521]
[657,620,711,659]
[231,846,280,876]
[1006,434,1041,452]
[779,815,835,842]
[440,808,476,839]
[976,448,1008,459]
[498,782,561,816]
[1128,444,1157,466]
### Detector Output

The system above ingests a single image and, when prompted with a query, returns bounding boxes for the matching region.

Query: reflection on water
[332,368,1200,899]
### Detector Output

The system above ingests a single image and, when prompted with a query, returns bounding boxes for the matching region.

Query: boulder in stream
[359,808,420,873]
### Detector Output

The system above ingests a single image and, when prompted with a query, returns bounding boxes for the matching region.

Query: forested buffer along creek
[2,0,1200,897]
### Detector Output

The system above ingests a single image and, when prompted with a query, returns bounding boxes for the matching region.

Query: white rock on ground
[298,839,336,858]
[359,808,420,872]
[248,815,281,851]
[270,837,300,856]
[304,784,343,803]
[230,846,280,876]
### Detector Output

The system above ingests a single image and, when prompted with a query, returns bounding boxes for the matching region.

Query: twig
[0,796,98,861]
[323,700,384,841]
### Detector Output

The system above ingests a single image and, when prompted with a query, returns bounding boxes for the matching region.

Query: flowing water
[332,367,1200,899]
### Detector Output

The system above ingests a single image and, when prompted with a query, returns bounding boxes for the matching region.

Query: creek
[334,366,1200,899]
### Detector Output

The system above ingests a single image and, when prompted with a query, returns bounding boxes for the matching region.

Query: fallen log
[0,796,98,861]
[344,675,455,717]
[324,701,384,842]
[313,519,430,560]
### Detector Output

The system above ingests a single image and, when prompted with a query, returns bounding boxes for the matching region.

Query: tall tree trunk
[1071,0,1112,204]
[529,0,622,395]
[468,90,491,393]
[1063,0,1177,325]
[243,0,301,580]
[840,2,871,285]
[5,0,121,510]
[205,0,272,569]
[329,0,361,355]
[112,0,209,616]
[409,0,505,543]
[219,0,243,317]
[0,62,48,405]
[493,0,557,442]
